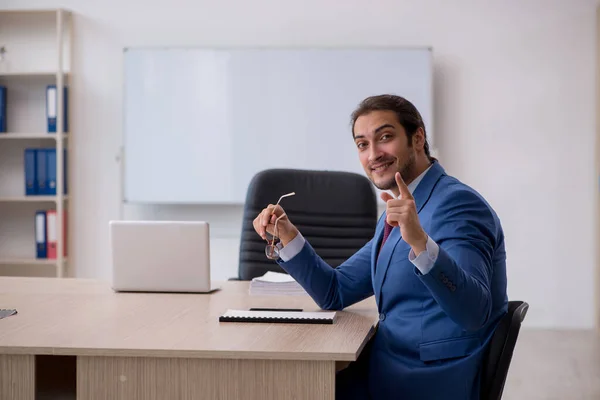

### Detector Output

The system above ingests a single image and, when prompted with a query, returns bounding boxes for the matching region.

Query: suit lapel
[370,218,383,286]
[372,161,446,306]
[373,223,400,305]
[411,161,445,214]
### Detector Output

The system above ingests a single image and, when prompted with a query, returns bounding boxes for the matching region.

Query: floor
[503,329,600,400]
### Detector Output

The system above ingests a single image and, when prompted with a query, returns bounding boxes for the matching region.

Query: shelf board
[0,71,70,78]
[0,9,65,14]
[0,132,67,140]
[0,258,61,266]
[0,196,68,202]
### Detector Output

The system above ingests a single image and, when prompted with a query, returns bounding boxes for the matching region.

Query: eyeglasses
[265,192,295,260]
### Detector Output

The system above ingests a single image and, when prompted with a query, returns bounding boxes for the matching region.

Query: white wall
[2,0,597,329]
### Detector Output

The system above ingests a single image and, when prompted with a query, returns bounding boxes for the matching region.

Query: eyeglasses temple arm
[276,192,296,205]
[271,213,287,245]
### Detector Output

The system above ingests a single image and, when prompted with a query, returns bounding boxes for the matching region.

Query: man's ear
[412,127,425,149]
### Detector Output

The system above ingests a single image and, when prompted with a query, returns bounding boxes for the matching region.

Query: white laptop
[109,220,219,293]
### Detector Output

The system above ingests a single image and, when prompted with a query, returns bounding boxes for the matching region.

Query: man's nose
[368,145,382,162]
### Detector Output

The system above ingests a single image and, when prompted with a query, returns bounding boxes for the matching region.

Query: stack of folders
[34,210,67,259]
[24,148,68,196]
[249,271,308,296]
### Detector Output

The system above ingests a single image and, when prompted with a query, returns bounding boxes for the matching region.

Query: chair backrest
[237,168,378,280]
[480,300,529,400]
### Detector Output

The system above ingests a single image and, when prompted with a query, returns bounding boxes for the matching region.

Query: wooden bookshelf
[0,9,72,278]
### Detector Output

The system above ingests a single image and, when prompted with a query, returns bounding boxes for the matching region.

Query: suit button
[379,313,386,321]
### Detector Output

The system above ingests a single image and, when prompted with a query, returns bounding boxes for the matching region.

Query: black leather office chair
[480,300,529,400]
[236,168,378,280]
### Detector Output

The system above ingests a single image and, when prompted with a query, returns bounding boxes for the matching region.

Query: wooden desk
[0,277,378,399]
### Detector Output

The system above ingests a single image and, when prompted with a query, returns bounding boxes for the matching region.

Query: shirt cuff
[409,235,439,275]
[277,232,306,262]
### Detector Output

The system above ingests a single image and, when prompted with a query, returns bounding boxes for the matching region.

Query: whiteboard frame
[118,45,435,207]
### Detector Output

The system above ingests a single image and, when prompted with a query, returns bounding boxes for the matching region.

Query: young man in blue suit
[253,94,508,400]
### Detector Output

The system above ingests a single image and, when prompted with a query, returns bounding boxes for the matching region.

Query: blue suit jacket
[278,161,508,399]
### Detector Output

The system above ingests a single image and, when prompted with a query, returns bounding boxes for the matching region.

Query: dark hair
[351,94,433,161]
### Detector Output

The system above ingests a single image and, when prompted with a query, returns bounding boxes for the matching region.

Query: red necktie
[379,221,393,252]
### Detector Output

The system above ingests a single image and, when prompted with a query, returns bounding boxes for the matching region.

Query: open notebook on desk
[249,271,308,296]
[219,309,336,324]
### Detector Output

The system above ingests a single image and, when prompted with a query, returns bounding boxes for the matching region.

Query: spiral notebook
[219,309,336,324]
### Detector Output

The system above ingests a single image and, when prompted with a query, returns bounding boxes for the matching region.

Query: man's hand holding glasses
[253,192,298,260]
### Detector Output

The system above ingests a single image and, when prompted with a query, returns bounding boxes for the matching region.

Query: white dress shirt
[278,165,440,275]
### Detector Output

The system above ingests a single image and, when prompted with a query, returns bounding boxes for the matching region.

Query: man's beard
[373,151,417,191]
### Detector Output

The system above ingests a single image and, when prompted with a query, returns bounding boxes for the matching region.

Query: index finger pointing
[395,172,412,199]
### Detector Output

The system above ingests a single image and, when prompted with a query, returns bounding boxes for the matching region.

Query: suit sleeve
[416,189,500,332]
[276,238,374,310]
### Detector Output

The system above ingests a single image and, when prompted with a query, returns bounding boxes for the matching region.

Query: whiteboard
[123,47,433,204]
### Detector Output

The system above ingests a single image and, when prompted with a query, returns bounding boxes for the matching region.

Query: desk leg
[0,355,35,400]
[77,356,335,400]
